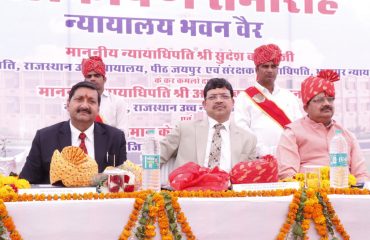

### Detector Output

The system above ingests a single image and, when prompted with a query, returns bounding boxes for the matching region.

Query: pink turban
[81,56,106,78]
[253,44,282,66]
[301,70,340,106]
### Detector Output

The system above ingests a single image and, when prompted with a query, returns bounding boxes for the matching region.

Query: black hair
[203,78,234,99]
[68,81,101,105]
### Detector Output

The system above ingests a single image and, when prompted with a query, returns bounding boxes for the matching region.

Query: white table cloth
[5,195,370,240]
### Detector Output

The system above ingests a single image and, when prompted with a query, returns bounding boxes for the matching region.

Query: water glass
[303,165,321,189]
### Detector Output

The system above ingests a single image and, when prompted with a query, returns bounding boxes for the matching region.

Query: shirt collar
[101,90,110,97]
[207,117,230,131]
[255,82,280,95]
[69,121,95,141]
[304,115,335,129]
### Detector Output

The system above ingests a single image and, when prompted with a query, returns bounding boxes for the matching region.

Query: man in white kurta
[81,56,128,133]
[234,44,302,156]
[99,90,128,133]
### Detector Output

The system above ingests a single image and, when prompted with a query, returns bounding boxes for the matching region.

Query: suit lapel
[195,120,209,166]
[58,121,72,150]
[229,121,242,166]
[94,123,108,165]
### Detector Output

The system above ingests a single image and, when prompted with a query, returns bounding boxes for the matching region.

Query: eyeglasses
[206,94,232,101]
[85,73,102,79]
[310,96,335,104]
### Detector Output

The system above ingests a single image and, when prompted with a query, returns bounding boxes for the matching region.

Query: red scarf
[95,115,104,123]
[245,87,291,128]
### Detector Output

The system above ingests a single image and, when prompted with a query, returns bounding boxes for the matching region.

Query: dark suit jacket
[19,121,127,184]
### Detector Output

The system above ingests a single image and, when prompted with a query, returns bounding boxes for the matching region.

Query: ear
[66,100,71,112]
[303,104,308,113]
[202,100,206,108]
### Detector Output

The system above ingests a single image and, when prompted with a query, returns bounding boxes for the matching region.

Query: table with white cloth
[5,195,370,240]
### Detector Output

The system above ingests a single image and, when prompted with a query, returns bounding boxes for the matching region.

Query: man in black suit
[19,81,127,184]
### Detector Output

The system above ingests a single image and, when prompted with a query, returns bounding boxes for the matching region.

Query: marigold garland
[0,200,22,240]
[0,175,30,239]
[277,187,354,240]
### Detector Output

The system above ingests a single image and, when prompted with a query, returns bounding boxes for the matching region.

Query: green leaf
[175,233,182,240]
[139,217,147,225]
[135,230,145,240]
[167,208,175,216]
[165,203,173,211]
[170,222,177,231]
[292,222,304,237]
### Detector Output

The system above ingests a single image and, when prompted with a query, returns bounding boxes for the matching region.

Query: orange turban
[81,56,106,78]
[301,70,340,106]
[253,44,282,66]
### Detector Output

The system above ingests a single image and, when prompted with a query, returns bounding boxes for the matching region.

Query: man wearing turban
[276,70,369,182]
[234,44,302,156]
[81,56,128,133]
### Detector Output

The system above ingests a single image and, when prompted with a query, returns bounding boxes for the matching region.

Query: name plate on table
[232,182,300,192]
[18,185,97,195]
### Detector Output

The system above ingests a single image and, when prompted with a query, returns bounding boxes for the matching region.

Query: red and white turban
[253,44,282,66]
[81,56,106,78]
[301,70,340,106]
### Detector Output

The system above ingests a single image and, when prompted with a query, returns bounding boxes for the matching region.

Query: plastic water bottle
[141,129,161,191]
[329,129,349,188]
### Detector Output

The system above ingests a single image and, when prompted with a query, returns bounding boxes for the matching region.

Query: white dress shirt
[70,122,95,160]
[204,117,232,172]
[99,90,128,134]
[234,82,302,156]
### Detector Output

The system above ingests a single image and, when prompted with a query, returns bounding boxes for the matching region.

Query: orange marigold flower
[177,212,186,223]
[181,224,191,233]
[3,216,15,230]
[148,206,158,218]
[122,229,131,237]
[145,229,156,238]
[162,235,173,240]
[146,224,155,231]
[9,231,22,240]
[129,213,138,222]
[160,227,169,236]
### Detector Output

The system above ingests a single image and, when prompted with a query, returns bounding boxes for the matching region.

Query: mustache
[77,108,91,114]
[213,104,225,109]
[320,105,333,111]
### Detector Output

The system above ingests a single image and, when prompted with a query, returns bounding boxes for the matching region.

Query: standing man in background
[81,56,128,133]
[234,43,302,156]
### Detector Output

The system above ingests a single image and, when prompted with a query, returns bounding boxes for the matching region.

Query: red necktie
[79,132,88,154]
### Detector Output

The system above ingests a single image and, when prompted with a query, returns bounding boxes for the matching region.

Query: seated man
[277,70,369,182]
[161,78,257,173]
[20,81,127,184]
